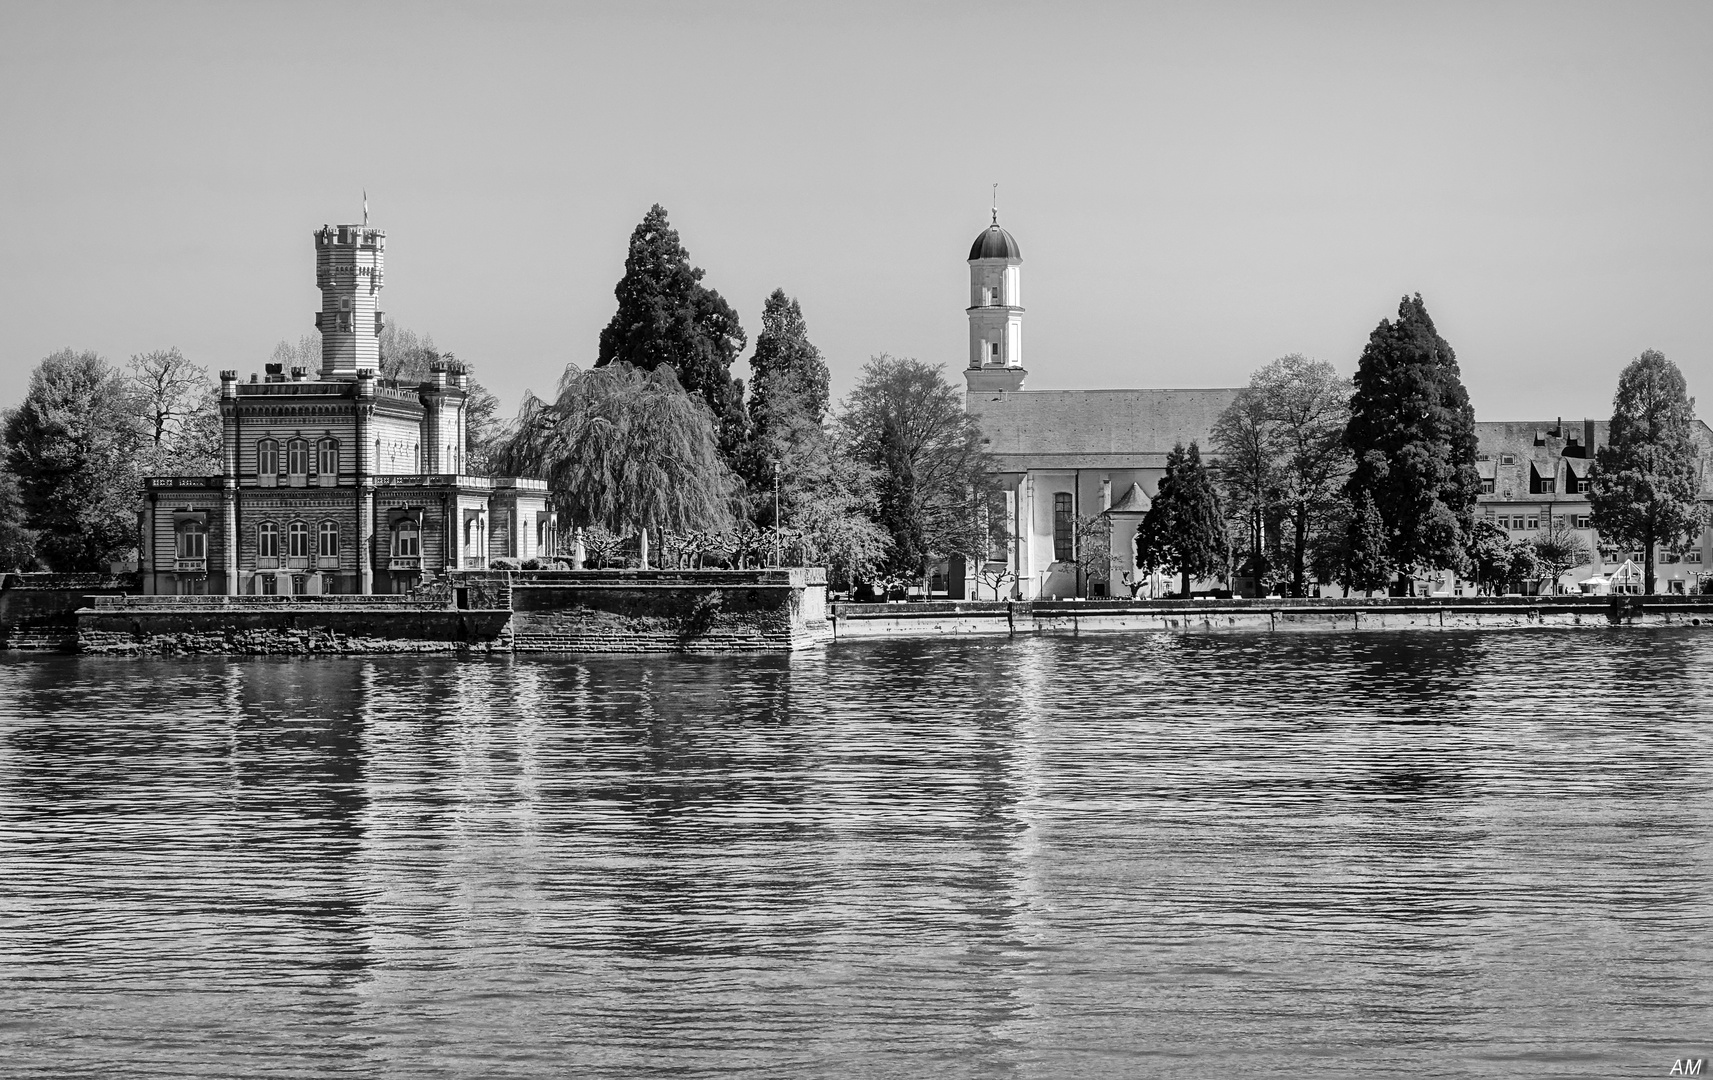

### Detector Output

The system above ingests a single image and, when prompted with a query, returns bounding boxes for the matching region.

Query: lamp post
[772,461,782,567]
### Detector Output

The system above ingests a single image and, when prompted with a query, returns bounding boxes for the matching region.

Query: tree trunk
[1645,539,1656,595]
[1250,505,1263,599]
[1181,566,1191,598]
[1292,509,1308,598]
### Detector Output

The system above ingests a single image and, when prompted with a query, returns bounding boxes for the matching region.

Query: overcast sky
[3,1,1709,423]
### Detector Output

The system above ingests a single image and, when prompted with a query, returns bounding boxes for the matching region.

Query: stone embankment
[830,594,1713,640]
[1,568,832,655]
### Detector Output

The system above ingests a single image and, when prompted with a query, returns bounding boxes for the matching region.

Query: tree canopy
[839,355,991,579]
[596,204,747,458]
[4,349,144,571]
[1344,294,1479,592]
[492,362,735,537]
[1587,349,1706,594]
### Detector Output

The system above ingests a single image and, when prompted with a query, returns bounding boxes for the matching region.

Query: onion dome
[968,219,1022,261]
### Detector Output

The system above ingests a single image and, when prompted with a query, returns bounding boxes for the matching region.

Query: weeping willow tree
[493,363,736,536]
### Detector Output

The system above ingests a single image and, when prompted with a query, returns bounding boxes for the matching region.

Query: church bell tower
[314,215,386,378]
[965,202,1026,394]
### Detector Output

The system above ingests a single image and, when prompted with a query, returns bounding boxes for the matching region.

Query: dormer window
[1500,454,1517,466]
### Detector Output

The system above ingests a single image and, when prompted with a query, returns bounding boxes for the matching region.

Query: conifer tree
[1587,350,1706,594]
[597,204,747,457]
[1140,442,1228,597]
[741,289,833,507]
[1344,294,1480,593]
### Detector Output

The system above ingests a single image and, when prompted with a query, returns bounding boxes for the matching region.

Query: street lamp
[773,460,782,568]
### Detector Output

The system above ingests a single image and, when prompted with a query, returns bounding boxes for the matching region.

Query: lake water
[1,632,1710,1078]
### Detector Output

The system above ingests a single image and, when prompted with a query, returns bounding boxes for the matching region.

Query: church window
[257,439,279,476]
[316,438,338,476]
[1053,493,1073,562]
[257,522,279,558]
[287,521,310,559]
[318,521,340,559]
[176,521,206,560]
[395,521,421,558]
[287,440,310,478]
[988,340,1001,364]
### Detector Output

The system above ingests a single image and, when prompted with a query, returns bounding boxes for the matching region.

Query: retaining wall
[76,602,512,656]
[831,595,1713,640]
[504,568,832,653]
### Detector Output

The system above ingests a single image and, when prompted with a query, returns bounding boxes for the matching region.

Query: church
[959,213,1713,599]
[961,212,1239,599]
[138,218,552,596]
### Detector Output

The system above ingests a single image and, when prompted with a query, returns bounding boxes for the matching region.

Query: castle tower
[964,207,1026,394]
[314,221,386,378]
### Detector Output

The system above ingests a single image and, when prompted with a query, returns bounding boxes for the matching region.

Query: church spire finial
[991,182,998,225]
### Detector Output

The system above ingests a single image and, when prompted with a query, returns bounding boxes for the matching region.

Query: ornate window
[287,521,310,559]
[1053,493,1073,563]
[176,521,206,560]
[318,521,339,559]
[257,439,279,476]
[257,521,279,558]
[287,439,309,478]
[394,521,421,558]
[316,438,338,476]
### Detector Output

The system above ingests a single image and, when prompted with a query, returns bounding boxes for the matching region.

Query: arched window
[176,521,206,560]
[1053,492,1074,563]
[257,439,279,479]
[318,521,339,559]
[287,440,309,480]
[287,521,310,559]
[394,521,421,558]
[257,521,279,558]
[316,438,338,476]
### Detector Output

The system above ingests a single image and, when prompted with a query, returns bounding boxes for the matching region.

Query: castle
[138,218,552,596]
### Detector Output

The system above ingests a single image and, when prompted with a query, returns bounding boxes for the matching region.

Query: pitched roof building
[960,212,1239,599]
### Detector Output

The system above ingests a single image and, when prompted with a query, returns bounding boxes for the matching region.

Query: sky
[3,1,1710,423]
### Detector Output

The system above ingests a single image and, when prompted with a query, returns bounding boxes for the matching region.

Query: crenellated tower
[314,221,386,378]
[964,206,1025,394]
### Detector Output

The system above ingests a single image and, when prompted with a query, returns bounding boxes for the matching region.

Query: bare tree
[127,348,220,475]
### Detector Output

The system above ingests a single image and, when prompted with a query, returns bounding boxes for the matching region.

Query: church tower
[964,206,1026,394]
[314,219,386,378]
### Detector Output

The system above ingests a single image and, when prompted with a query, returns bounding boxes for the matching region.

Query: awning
[171,510,208,525]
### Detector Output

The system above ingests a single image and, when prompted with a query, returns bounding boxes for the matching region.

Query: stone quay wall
[0,574,135,650]
[831,595,1713,640]
[2,569,832,655]
[488,568,833,653]
[76,595,511,656]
